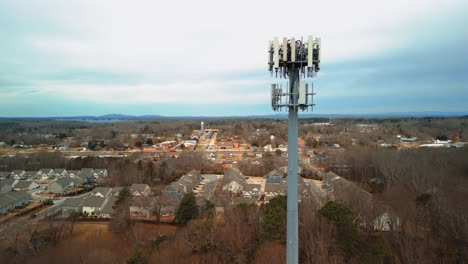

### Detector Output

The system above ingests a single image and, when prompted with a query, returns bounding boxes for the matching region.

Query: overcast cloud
[0,0,467,116]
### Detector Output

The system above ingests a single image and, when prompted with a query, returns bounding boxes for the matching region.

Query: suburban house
[176,170,202,192]
[82,196,106,216]
[279,177,311,202]
[100,196,117,218]
[10,170,26,180]
[264,183,285,201]
[52,169,68,178]
[13,180,39,192]
[130,196,156,218]
[62,197,84,216]
[92,187,113,197]
[0,179,18,194]
[0,171,10,180]
[161,170,201,199]
[264,169,284,183]
[221,168,246,196]
[242,184,262,200]
[323,172,373,206]
[67,170,81,177]
[0,191,31,215]
[62,195,117,218]
[49,177,81,194]
[24,171,39,180]
[298,183,313,202]
[159,196,179,216]
[110,187,123,196]
[161,183,182,200]
[223,181,244,196]
[95,169,108,179]
[38,168,54,179]
[77,169,98,183]
[131,184,152,197]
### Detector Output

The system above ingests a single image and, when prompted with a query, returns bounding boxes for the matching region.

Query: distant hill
[0,112,467,121]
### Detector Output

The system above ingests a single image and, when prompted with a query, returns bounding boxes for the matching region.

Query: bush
[127,250,146,264]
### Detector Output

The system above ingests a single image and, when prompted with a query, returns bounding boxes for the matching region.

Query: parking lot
[193,174,220,200]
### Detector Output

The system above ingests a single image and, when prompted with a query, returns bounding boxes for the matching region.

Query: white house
[130,184,152,197]
[82,196,106,216]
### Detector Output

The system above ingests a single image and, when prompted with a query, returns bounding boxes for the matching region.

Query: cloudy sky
[1,0,467,117]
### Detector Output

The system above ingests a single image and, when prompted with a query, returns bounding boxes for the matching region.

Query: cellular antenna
[268,35,321,264]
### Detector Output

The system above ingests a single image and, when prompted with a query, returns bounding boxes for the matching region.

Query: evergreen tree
[176,192,198,224]
[260,195,287,242]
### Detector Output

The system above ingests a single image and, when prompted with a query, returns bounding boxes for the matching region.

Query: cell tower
[268,36,321,264]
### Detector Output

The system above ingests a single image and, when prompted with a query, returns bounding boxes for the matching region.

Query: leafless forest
[0,117,467,263]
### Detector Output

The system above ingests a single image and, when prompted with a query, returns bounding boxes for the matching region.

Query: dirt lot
[26,222,177,263]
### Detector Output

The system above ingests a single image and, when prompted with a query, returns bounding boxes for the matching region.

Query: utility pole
[268,36,321,264]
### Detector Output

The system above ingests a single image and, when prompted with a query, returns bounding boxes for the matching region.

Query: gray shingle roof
[264,169,284,178]
[0,171,11,178]
[265,183,284,193]
[67,170,81,176]
[13,181,33,189]
[83,196,106,208]
[40,168,53,174]
[0,179,17,190]
[95,169,107,176]
[244,184,261,192]
[131,196,155,208]
[0,195,16,207]
[93,187,112,197]
[2,191,31,201]
[222,168,245,186]
[101,196,118,214]
[80,168,95,176]
[111,187,123,196]
[63,197,84,207]
[55,177,79,187]
[24,171,38,179]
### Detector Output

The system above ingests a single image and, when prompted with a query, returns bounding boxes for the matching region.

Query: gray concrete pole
[286,68,299,264]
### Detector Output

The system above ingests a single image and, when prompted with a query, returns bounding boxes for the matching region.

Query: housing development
[0,117,467,263]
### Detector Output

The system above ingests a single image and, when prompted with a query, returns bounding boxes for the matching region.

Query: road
[2,149,266,158]
[0,199,64,239]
